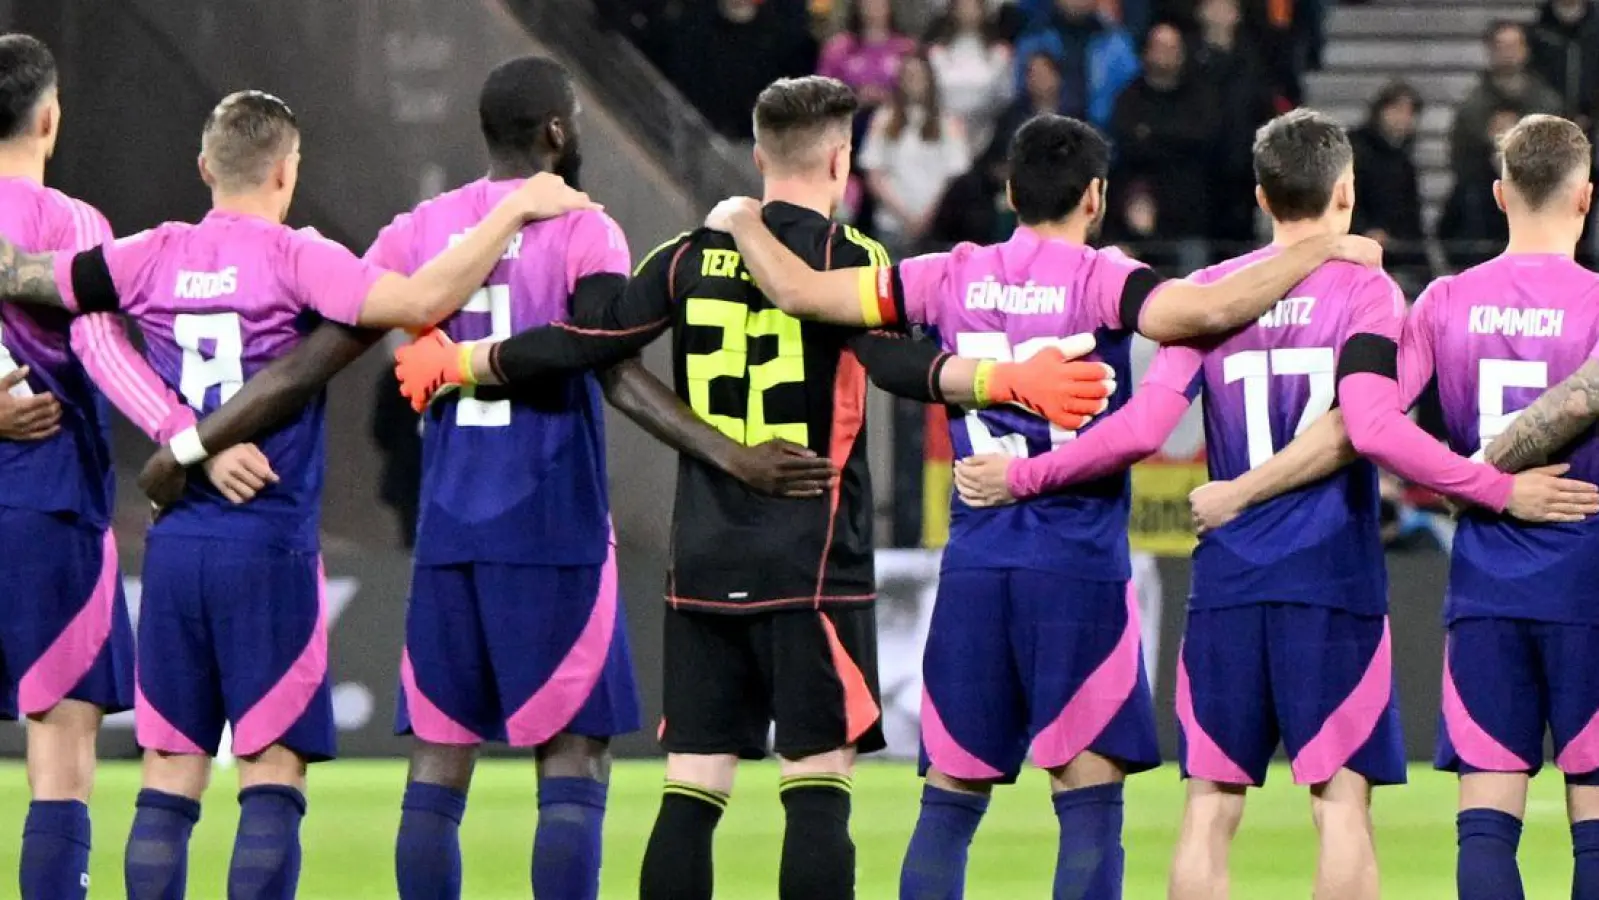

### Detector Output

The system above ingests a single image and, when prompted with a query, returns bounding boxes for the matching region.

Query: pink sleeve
[363,214,415,274]
[59,199,113,252]
[566,211,632,291]
[52,227,155,315]
[70,314,194,442]
[290,229,387,325]
[1346,272,1406,342]
[1087,246,1152,331]
[1005,344,1203,498]
[894,251,952,329]
[1396,281,1443,407]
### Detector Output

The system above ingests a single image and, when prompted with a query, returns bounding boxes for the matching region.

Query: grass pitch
[0,760,1577,898]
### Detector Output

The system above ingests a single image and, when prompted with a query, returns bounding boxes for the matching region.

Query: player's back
[1423,254,1599,623]
[921,231,1138,580]
[1188,247,1392,612]
[110,212,351,549]
[665,202,879,611]
[0,178,114,527]
[370,178,617,568]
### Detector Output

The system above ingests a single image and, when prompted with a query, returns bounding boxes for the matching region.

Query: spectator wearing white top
[859,50,970,256]
[926,0,1015,155]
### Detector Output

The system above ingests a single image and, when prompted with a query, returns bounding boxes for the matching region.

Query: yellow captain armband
[857,266,898,328]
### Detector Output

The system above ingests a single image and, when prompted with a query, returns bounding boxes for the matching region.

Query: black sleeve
[488,246,678,383]
[70,246,121,314]
[1117,267,1162,333]
[847,330,952,404]
[1335,333,1399,383]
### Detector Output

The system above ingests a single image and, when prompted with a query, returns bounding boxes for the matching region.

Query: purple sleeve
[1088,246,1152,331]
[70,314,194,442]
[566,211,632,291]
[289,229,387,325]
[363,213,415,274]
[894,251,953,329]
[1005,344,1203,498]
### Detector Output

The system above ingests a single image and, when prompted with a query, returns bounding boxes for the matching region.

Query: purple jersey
[1407,255,1599,624]
[893,228,1148,578]
[1187,248,1404,614]
[367,179,628,566]
[60,210,385,549]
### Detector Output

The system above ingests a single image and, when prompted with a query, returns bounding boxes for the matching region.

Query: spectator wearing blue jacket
[1011,0,1140,129]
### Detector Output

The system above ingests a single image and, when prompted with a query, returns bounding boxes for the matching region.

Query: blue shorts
[919,568,1159,782]
[0,507,132,719]
[137,536,334,761]
[1178,604,1404,788]
[396,544,639,747]
[1437,618,1599,782]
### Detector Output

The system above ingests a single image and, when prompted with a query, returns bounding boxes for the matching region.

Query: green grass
[0,760,1577,898]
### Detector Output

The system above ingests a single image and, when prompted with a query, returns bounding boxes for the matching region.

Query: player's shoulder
[285,223,352,256]
[828,222,891,268]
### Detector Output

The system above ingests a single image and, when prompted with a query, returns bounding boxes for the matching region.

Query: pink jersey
[0,177,186,528]
[57,210,386,549]
[366,178,630,567]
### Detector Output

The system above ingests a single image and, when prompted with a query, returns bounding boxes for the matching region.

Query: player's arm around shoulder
[1482,282,1599,474]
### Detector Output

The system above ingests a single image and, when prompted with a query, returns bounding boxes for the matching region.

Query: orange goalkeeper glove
[976,347,1116,431]
[394,329,478,413]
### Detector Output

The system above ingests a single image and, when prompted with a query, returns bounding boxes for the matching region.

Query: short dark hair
[1006,114,1108,225]
[201,90,300,192]
[479,56,575,161]
[0,34,56,141]
[1500,114,1592,209]
[1367,79,1423,124]
[1252,109,1353,221]
[752,76,858,172]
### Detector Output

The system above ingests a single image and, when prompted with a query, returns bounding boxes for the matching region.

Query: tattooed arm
[0,236,69,309]
[1483,359,1599,473]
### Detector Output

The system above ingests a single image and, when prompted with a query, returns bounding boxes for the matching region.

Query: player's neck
[1505,219,1581,258]
[0,142,46,184]
[761,180,833,219]
[211,191,284,223]
[1268,218,1340,248]
[1024,219,1091,245]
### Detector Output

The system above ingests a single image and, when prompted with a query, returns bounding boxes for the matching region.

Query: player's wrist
[169,426,210,467]
[455,342,479,387]
[972,360,1003,406]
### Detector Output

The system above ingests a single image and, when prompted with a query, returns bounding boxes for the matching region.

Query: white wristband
[169,427,210,466]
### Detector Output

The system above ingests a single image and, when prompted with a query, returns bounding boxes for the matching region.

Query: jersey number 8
[174,312,244,410]
[683,297,808,446]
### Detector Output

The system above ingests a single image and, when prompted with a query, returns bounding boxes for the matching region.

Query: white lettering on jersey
[449,230,522,260]
[1257,296,1315,329]
[1468,305,1564,338]
[173,266,238,300]
[962,277,1066,315]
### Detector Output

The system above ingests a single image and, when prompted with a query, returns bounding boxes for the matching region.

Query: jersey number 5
[456,285,512,428]
[1473,358,1548,460]
[174,312,244,410]
[683,298,807,446]
[1223,347,1335,469]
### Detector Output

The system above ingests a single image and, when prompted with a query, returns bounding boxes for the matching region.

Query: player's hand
[1189,480,1245,534]
[138,445,188,509]
[395,330,469,413]
[1328,234,1384,269]
[202,443,279,505]
[730,439,837,499]
[703,197,762,233]
[0,367,60,441]
[983,336,1116,431]
[955,454,1018,507]
[507,171,600,221]
[1505,463,1599,523]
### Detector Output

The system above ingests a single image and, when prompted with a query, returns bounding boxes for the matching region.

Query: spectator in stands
[985,51,1065,165]
[1108,21,1216,271]
[927,0,1014,155]
[859,50,971,255]
[817,0,916,108]
[1191,0,1274,252]
[658,0,818,139]
[925,154,1015,249]
[1351,81,1430,291]
[1530,0,1599,125]
[1439,106,1519,271]
[1450,21,1561,176]
[1012,0,1139,130]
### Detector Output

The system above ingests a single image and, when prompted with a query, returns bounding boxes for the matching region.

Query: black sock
[779,775,855,900]
[638,782,726,900]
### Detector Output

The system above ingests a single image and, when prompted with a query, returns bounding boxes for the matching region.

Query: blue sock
[125,789,201,900]
[1457,808,1524,900]
[899,785,989,900]
[533,776,608,900]
[227,785,306,900]
[1572,819,1599,900]
[396,782,468,900]
[20,799,90,900]
[1051,783,1125,900]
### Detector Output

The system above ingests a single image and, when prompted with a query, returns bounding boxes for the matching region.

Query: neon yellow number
[683,298,808,446]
